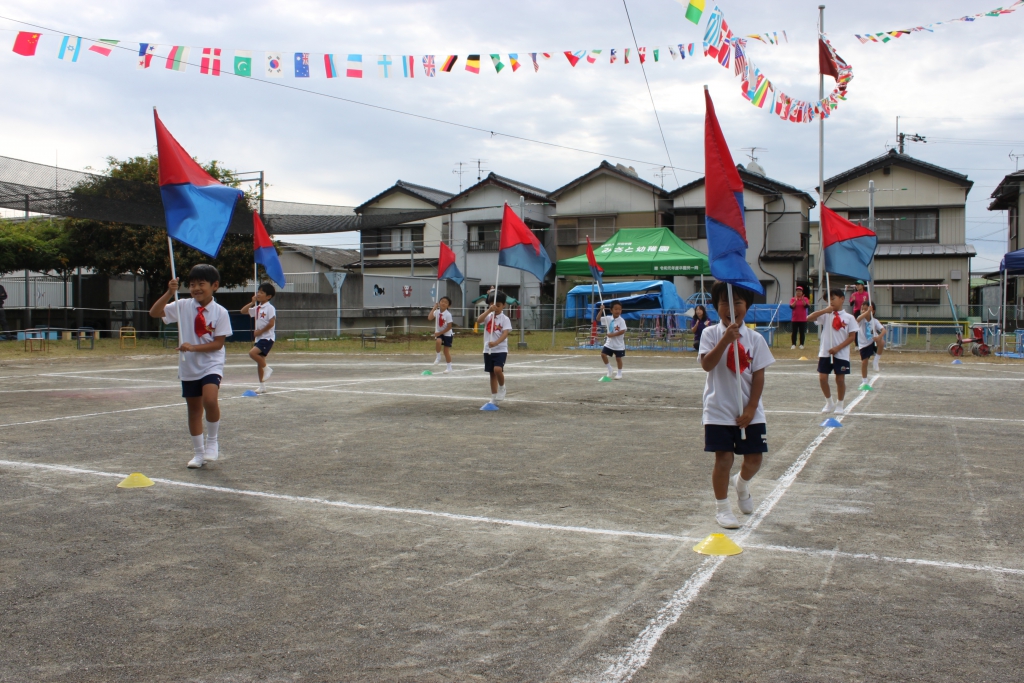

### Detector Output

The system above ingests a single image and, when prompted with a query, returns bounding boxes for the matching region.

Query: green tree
[0,220,59,275]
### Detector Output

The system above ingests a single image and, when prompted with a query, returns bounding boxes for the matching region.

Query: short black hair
[439,296,452,305]
[828,288,845,300]
[258,283,276,298]
[710,280,755,307]
[487,291,508,305]
[188,264,220,285]
[610,300,622,308]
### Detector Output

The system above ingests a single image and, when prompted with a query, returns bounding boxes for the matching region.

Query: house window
[848,209,938,243]
[557,216,615,245]
[891,283,942,305]
[362,226,424,254]
[674,212,706,240]
[442,220,451,243]
[469,223,500,251]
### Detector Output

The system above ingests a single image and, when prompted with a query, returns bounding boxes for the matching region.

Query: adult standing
[691,304,711,351]
[850,281,870,318]
[0,283,7,338]
[789,285,810,349]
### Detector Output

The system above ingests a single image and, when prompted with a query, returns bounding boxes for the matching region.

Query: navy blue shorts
[439,334,453,348]
[704,423,768,455]
[253,339,274,356]
[859,343,876,360]
[181,374,221,398]
[601,346,625,358]
[817,357,851,375]
[483,352,507,373]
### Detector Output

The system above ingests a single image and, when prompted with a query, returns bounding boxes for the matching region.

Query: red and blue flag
[437,241,464,285]
[703,88,763,294]
[253,213,286,288]
[821,206,876,281]
[585,236,604,291]
[498,203,552,282]
[154,110,243,258]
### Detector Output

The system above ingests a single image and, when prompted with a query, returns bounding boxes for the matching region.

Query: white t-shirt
[483,312,512,354]
[602,316,628,351]
[162,297,233,381]
[250,301,277,341]
[815,310,859,361]
[435,309,453,336]
[858,317,885,349]
[699,323,775,426]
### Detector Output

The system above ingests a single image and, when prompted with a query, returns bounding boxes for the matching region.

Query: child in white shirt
[856,302,885,379]
[476,291,512,404]
[699,281,776,529]
[428,296,455,374]
[807,288,860,415]
[149,264,233,469]
[241,283,277,394]
[599,301,628,379]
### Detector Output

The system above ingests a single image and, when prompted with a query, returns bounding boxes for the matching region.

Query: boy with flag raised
[430,242,464,373]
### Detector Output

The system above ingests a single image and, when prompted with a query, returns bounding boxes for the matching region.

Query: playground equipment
[948,326,992,357]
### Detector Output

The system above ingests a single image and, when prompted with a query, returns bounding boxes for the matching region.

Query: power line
[0,14,705,177]
[621,0,679,188]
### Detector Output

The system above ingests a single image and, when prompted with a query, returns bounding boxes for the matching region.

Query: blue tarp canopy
[703,304,792,324]
[1001,248,1024,275]
[565,280,685,320]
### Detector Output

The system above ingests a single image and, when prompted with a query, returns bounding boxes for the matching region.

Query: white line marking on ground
[2,457,1020,580]
[597,376,879,683]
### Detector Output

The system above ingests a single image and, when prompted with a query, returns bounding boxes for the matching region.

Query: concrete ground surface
[0,349,1021,682]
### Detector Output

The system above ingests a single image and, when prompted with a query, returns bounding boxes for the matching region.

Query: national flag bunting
[465,54,480,73]
[266,52,283,77]
[294,52,310,77]
[497,203,552,282]
[88,39,118,57]
[154,109,243,258]
[685,0,705,24]
[234,50,251,76]
[138,43,156,69]
[490,54,504,73]
[703,88,763,294]
[401,55,415,78]
[422,54,436,76]
[346,54,363,78]
[529,53,539,71]
[437,242,464,285]
[378,55,393,78]
[508,53,520,71]
[564,51,580,67]
[821,206,877,281]
[166,45,189,71]
[58,36,82,62]
[324,53,338,78]
[587,49,601,63]
[441,55,457,72]
[13,32,41,56]
[610,48,617,64]
[200,48,222,76]
[254,213,286,289]
[638,47,647,63]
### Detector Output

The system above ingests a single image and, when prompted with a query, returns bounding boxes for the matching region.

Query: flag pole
[551,275,558,349]
[487,205,505,355]
[815,4,827,309]
[726,283,746,440]
[167,235,182,359]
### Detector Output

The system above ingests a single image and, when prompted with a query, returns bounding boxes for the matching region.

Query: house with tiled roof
[987,169,1024,321]
[356,179,455,275]
[822,149,975,318]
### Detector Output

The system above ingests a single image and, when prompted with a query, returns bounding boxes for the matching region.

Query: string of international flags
[854,0,1023,43]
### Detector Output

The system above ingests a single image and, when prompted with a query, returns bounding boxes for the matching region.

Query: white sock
[192,435,205,455]
[447,362,452,370]
[716,498,731,514]
[260,382,266,389]
[825,396,834,406]
[491,393,498,401]
[606,363,613,373]
[206,420,219,443]
[736,474,751,496]
[436,352,442,360]
[835,398,844,410]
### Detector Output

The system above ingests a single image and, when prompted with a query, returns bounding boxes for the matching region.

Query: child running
[428,296,454,374]
[807,288,859,415]
[476,291,512,404]
[241,283,276,394]
[857,302,885,377]
[599,300,628,379]
[149,264,233,469]
[699,282,775,529]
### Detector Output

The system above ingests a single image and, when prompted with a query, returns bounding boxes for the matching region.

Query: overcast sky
[1,0,1021,270]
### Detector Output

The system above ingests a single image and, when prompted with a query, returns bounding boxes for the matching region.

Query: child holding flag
[149,265,233,469]
[599,301,628,379]
[807,289,859,414]
[857,302,885,376]
[241,283,277,393]
[699,282,775,529]
[429,296,455,373]
[476,291,512,403]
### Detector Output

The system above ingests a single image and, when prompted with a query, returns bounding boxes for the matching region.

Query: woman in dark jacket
[691,305,710,351]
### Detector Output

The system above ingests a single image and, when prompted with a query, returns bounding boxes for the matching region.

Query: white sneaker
[187,454,205,469]
[257,384,266,394]
[496,386,506,401]
[791,345,796,350]
[821,398,835,413]
[716,510,741,529]
[433,358,441,365]
[732,473,754,514]
[263,366,273,382]
[833,402,845,415]
[799,345,804,349]
[204,439,219,461]
[614,371,622,380]
[442,367,451,374]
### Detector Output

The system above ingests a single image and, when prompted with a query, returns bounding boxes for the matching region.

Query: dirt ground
[1,346,1022,682]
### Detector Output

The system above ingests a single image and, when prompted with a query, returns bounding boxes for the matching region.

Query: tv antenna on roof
[470,158,488,182]
[1010,151,1024,171]
[740,147,767,163]
[453,162,469,193]
[652,165,671,188]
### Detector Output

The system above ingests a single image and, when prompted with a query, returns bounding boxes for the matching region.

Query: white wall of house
[362,191,445,261]
[555,173,661,218]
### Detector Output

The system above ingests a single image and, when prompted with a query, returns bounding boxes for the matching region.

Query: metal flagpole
[167,236,183,365]
[486,205,505,354]
[1002,268,1008,354]
[815,4,827,308]
[551,275,558,349]
[867,179,875,310]
[726,284,746,440]
[518,196,527,349]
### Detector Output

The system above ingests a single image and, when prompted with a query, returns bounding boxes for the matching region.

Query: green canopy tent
[555,227,710,277]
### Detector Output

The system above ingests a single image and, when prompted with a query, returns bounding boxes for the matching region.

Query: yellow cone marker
[798,356,808,361]
[117,472,155,488]
[693,533,743,556]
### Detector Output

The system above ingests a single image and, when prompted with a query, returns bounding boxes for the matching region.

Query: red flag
[585,236,603,273]
[818,39,839,79]
[12,32,41,56]
[499,204,542,254]
[563,51,580,67]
